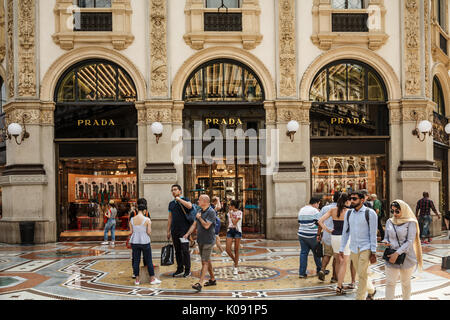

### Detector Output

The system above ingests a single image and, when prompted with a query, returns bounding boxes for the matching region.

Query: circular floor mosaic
[212,266,280,281]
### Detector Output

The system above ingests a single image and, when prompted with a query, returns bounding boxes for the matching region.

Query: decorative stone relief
[150,0,168,97]
[137,109,147,125]
[6,109,40,125]
[404,0,421,96]
[146,109,171,123]
[0,1,5,62]
[39,110,54,125]
[424,0,431,98]
[276,108,309,123]
[6,0,14,98]
[265,107,276,124]
[18,0,36,97]
[278,0,297,97]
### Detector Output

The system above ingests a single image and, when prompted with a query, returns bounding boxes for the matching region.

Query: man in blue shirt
[340,191,378,300]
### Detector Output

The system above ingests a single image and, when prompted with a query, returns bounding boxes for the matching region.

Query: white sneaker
[150,278,162,285]
[135,280,140,286]
[233,267,238,275]
[110,242,115,246]
[221,251,228,257]
[101,241,109,245]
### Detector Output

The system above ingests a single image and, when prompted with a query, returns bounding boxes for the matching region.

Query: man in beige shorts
[184,194,217,292]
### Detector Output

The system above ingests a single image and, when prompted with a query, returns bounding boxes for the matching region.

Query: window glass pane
[77,63,98,101]
[243,69,263,102]
[332,0,346,9]
[310,69,327,102]
[0,79,6,112]
[433,77,445,116]
[205,63,224,101]
[57,70,76,102]
[206,0,240,8]
[368,71,384,101]
[328,64,347,101]
[438,0,446,29]
[347,64,365,101]
[78,0,95,7]
[78,0,111,7]
[223,63,243,101]
[185,69,204,102]
[96,63,117,101]
[118,68,137,102]
[332,0,363,9]
[348,0,363,9]
[95,0,111,8]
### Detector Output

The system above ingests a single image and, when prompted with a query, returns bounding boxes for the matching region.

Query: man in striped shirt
[298,197,322,278]
[415,192,441,244]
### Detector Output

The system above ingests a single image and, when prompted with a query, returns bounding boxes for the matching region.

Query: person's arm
[395,222,416,254]
[146,218,152,235]
[129,221,133,234]
[177,197,193,210]
[167,211,172,239]
[430,201,440,218]
[318,210,333,233]
[339,211,350,253]
[183,220,197,239]
[231,212,241,226]
[197,212,213,230]
[415,201,420,217]
[369,211,378,253]
[382,219,390,245]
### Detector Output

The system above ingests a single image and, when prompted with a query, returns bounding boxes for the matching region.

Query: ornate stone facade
[150,0,168,97]
[0,1,5,63]
[278,0,297,98]
[17,0,36,97]
[6,0,14,98]
[404,0,421,96]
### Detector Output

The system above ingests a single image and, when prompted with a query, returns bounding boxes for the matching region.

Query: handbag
[178,201,197,224]
[161,242,175,266]
[314,241,324,258]
[382,224,407,265]
[125,234,132,249]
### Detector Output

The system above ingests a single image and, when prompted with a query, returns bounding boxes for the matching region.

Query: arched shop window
[309,60,388,137]
[183,59,264,103]
[55,60,137,103]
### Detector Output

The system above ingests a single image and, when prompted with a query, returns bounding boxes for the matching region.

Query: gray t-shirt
[196,207,216,245]
[109,207,117,219]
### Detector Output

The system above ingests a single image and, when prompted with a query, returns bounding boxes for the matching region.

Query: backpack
[346,208,370,233]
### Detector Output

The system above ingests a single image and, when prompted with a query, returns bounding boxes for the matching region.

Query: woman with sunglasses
[318,193,355,295]
[382,200,423,300]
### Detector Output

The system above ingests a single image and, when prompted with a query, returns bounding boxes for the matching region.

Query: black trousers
[377,216,385,240]
[172,231,191,272]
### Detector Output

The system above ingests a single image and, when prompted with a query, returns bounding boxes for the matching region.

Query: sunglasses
[390,209,401,214]
[350,197,359,201]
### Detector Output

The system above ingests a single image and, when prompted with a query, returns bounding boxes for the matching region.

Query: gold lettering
[109,120,115,126]
[331,118,337,124]
[353,118,360,124]
[205,118,211,125]
[361,118,367,124]
[338,118,344,124]
[237,118,242,125]
[229,118,235,125]
[86,120,91,126]
[213,119,219,125]
[346,118,352,124]
[101,120,107,126]
[221,119,227,125]
[93,120,100,126]
[77,120,84,126]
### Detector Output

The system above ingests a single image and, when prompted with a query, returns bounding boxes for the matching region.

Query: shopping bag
[125,235,131,249]
[161,242,174,266]
[313,241,324,258]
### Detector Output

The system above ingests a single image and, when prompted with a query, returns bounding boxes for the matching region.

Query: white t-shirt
[227,210,243,233]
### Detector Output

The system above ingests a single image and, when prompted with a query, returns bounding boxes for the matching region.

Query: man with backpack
[167,184,194,278]
[340,191,378,300]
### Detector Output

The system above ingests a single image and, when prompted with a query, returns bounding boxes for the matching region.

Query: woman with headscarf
[382,200,423,300]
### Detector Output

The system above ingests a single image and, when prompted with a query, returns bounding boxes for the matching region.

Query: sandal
[336,286,346,295]
[345,283,356,290]
[192,282,202,292]
[204,279,217,287]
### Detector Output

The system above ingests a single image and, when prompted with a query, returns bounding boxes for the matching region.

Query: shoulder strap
[365,208,370,227]
[346,209,354,233]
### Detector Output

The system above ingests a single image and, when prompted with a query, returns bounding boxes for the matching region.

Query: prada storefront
[54,60,138,236]
[182,59,267,236]
[309,60,389,213]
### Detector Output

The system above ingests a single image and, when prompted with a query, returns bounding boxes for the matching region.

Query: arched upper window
[332,0,364,9]
[206,0,240,8]
[183,59,264,103]
[77,0,111,8]
[432,76,445,116]
[55,60,137,103]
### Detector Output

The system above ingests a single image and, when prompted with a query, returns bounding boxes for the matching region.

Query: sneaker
[423,240,430,245]
[318,270,325,281]
[330,277,338,283]
[299,274,307,279]
[135,280,140,286]
[183,271,191,278]
[172,270,184,277]
[150,278,162,285]
[221,251,228,257]
[101,241,109,245]
[233,267,238,275]
[132,275,136,279]
[110,242,115,246]
[324,270,330,276]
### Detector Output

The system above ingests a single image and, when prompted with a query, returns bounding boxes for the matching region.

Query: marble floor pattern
[0,235,449,300]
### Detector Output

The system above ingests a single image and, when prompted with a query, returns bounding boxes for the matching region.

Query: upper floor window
[77,0,112,8]
[0,77,5,114]
[433,76,445,116]
[437,0,447,31]
[332,0,364,9]
[206,0,240,8]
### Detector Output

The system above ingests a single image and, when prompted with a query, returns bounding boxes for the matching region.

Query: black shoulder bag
[382,223,407,265]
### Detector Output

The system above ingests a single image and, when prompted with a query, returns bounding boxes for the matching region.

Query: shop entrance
[54,59,138,240]
[182,59,266,237]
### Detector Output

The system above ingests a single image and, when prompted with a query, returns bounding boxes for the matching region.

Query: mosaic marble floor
[0,235,449,300]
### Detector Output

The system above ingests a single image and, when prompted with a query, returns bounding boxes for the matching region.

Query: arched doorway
[432,75,448,228]
[310,60,389,211]
[54,59,138,239]
[182,59,266,236]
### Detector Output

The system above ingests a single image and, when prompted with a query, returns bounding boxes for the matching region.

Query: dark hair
[332,191,342,203]
[309,197,321,205]
[350,191,365,199]
[423,192,429,198]
[230,200,240,208]
[171,184,182,192]
[336,193,349,218]
[360,189,369,196]
[391,201,401,210]
[137,198,147,211]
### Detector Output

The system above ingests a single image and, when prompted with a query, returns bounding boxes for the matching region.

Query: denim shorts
[227,228,242,239]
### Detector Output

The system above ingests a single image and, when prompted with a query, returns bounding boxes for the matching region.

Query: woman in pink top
[226,200,243,276]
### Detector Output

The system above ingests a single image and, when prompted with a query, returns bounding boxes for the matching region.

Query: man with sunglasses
[340,191,378,300]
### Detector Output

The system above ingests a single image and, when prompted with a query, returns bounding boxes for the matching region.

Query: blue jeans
[104,218,116,242]
[419,215,432,238]
[131,243,155,277]
[298,235,322,276]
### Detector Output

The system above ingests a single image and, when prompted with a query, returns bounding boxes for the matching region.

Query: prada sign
[330,117,367,125]
[205,118,243,126]
[77,119,116,127]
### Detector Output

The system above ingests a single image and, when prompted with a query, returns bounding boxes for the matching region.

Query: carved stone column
[149,0,168,98]
[278,0,297,98]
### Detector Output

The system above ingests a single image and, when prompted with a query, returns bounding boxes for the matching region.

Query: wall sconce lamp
[286,120,299,142]
[411,111,432,142]
[151,121,163,144]
[0,114,30,145]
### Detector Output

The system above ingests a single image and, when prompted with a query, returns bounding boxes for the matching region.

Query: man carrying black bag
[167,184,194,278]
